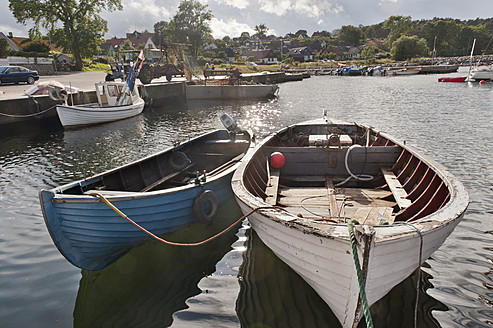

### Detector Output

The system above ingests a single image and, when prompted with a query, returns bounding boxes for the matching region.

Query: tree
[240,32,250,41]
[0,39,9,57]
[338,25,362,46]
[254,24,268,40]
[391,35,428,60]
[361,45,378,61]
[120,40,135,50]
[295,29,308,39]
[383,16,413,49]
[9,0,122,70]
[168,0,213,57]
[22,41,50,53]
[153,21,170,47]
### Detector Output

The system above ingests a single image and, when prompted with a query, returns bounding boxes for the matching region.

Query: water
[0,69,492,327]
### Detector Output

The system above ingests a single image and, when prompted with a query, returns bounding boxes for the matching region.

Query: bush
[22,42,50,53]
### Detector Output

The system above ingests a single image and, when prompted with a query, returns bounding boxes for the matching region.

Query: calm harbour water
[0,68,492,327]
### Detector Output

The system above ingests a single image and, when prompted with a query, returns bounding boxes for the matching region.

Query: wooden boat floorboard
[278,183,397,224]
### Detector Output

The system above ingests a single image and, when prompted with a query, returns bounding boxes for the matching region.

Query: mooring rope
[399,222,424,328]
[89,192,288,247]
[347,219,374,328]
[0,105,56,118]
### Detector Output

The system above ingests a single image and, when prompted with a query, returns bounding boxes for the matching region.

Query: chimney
[8,32,13,38]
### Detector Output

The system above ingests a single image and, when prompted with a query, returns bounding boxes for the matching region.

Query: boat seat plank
[325,176,338,218]
[265,169,280,205]
[381,167,412,209]
[141,163,195,192]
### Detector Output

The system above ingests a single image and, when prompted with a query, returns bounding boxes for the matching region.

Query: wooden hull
[40,129,251,270]
[185,85,279,100]
[56,98,145,127]
[231,118,468,327]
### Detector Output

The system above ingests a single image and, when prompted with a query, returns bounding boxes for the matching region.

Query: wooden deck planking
[278,183,397,223]
[265,169,281,205]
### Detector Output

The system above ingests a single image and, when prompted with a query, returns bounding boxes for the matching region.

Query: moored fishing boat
[55,81,145,128]
[39,114,251,270]
[231,115,469,327]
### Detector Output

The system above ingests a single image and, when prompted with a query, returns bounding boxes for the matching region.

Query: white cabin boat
[469,65,493,80]
[56,81,145,128]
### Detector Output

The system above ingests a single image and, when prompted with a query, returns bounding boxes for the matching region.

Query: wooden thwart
[141,163,195,192]
[380,167,412,209]
[265,168,280,205]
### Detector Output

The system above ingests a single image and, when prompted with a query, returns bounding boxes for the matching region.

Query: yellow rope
[89,192,287,247]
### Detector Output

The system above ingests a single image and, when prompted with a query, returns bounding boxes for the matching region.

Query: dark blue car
[0,66,39,85]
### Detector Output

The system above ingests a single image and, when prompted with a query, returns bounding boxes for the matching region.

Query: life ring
[193,190,218,224]
[168,151,190,171]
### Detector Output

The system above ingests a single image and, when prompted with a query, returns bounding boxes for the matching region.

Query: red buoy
[270,152,285,169]
[480,80,486,85]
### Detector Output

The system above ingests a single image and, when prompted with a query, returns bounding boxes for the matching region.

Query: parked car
[0,66,39,85]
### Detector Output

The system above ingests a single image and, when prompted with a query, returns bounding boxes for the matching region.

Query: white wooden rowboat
[231,116,468,327]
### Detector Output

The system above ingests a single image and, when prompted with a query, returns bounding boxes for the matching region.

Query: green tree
[338,25,362,46]
[120,40,135,50]
[254,24,268,40]
[153,21,170,47]
[391,35,428,60]
[361,45,378,61]
[168,0,213,57]
[295,29,308,39]
[240,32,250,41]
[9,0,122,70]
[22,41,50,53]
[383,15,413,49]
[0,39,10,57]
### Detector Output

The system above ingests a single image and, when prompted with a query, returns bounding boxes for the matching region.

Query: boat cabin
[95,82,140,107]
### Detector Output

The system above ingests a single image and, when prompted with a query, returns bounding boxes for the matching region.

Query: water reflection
[237,228,448,328]
[74,199,243,328]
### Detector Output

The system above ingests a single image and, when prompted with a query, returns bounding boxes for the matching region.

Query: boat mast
[432,36,437,65]
[466,39,476,82]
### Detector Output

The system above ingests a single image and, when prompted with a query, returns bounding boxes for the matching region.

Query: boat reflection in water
[237,228,447,328]
[73,198,243,328]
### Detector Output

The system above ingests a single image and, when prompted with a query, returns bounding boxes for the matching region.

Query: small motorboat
[39,114,252,270]
[438,76,467,83]
[469,65,493,81]
[55,81,145,128]
[391,67,421,75]
[231,114,468,328]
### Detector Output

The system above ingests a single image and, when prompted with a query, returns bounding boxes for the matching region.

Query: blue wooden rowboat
[39,116,251,270]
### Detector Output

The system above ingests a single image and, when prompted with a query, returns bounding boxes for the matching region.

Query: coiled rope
[89,192,288,247]
[347,219,374,328]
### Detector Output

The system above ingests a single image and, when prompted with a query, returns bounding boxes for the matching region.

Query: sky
[1,0,492,40]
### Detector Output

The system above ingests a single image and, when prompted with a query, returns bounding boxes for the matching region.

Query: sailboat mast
[466,39,476,82]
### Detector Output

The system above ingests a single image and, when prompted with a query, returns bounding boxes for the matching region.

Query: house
[245,49,278,64]
[104,37,127,53]
[244,39,261,48]
[126,31,156,49]
[0,32,20,52]
[99,42,116,57]
[212,47,235,63]
[287,47,314,62]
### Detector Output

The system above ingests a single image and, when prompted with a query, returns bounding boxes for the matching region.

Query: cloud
[210,17,254,38]
[258,0,345,17]
[211,0,250,10]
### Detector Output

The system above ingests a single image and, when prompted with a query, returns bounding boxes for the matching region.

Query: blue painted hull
[39,129,251,270]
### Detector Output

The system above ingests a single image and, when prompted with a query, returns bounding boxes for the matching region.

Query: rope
[398,222,424,328]
[0,105,56,118]
[89,192,287,247]
[347,219,374,328]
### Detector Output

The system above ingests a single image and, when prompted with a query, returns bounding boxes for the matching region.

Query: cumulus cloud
[210,17,254,38]
[258,0,344,17]
[211,0,250,10]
